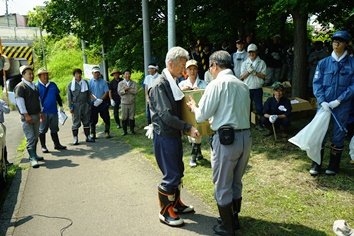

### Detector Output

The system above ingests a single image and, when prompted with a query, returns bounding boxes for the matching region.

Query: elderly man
[89,66,111,139]
[36,68,66,153]
[310,30,354,176]
[14,65,45,168]
[144,63,160,125]
[118,69,138,135]
[187,50,251,235]
[109,69,123,129]
[149,47,200,227]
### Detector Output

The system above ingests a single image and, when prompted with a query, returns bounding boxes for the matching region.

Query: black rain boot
[4,146,12,166]
[189,143,197,167]
[114,114,121,129]
[325,145,343,175]
[72,129,79,145]
[90,125,96,139]
[129,119,136,134]
[217,197,242,230]
[84,127,95,142]
[105,124,111,139]
[158,185,184,227]
[39,133,49,153]
[309,148,324,176]
[122,120,128,136]
[173,182,194,213]
[233,198,242,231]
[213,202,236,236]
[51,132,67,150]
[256,115,263,131]
[196,143,204,160]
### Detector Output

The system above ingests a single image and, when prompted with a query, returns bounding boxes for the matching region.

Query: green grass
[106,87,354,236]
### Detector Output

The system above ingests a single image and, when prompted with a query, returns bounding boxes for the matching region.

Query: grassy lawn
[1,75,353,235]
[113,86,354,235]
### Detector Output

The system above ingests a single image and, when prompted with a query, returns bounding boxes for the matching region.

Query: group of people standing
[14,65,138,168]
[147,30,353,236]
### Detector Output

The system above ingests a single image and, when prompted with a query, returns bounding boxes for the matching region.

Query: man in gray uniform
[187,50,252,235]
[67,68,94,144]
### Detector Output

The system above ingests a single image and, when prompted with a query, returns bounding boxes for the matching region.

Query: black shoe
[309,161,321,176]
[122,132,127,136]
[6,160,13,166]
[54,144,67,150]
[263,131,273,137]
[41,147,49,153]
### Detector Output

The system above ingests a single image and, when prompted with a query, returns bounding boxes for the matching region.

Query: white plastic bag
[58,108,68,125]
[349,136,354,161]
[288,108,331,164]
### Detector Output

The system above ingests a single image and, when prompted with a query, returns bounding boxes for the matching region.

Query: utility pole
[167,0,176,50]
[142,0,151,77]
[5,0,10,27]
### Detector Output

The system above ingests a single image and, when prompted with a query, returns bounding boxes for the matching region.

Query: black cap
[273,84,284,91]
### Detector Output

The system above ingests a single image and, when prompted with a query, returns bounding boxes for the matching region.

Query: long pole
[167,0,175,50]
[0,38,9,105]
[142,0,151,77]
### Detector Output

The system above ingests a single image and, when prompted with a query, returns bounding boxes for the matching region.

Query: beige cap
[110,69,121,76]
[186,59,198,69]
[37,68,51,76]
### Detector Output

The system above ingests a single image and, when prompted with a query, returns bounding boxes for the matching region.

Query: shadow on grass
[239,216,327,236]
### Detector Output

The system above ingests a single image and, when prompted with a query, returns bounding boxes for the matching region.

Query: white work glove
[110,99,116,107]
[144,124,154,139]
[247,65,254,74]
[329,100,340,109]
[278,105,287,112]
[271,52,281,60]
[93,98,103,107]
[269,115,278,124]
[321,102,330,111]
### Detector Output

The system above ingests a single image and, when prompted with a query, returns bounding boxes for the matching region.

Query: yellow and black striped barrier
[1,46,33,65]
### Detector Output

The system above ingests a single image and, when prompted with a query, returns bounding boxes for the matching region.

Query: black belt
[216,128,249,134]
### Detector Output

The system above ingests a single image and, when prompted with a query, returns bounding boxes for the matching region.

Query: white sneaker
[73,136,79,145]
[189,160,197,167]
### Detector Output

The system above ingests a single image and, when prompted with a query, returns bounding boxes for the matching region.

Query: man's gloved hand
[321,102,330,111]
[144,124,154,139]
[93,98,103,107]
[329,100,340,109]
[278,105,287,112]
[247,65,254,74]
[110,99,116,107]
[269,115,278,124]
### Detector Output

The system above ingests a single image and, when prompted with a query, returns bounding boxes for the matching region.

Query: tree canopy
[28,0,354,97]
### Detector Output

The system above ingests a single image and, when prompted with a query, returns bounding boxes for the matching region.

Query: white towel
[70,77,89,92]
[163,68,184,101]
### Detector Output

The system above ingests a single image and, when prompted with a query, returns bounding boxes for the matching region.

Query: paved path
[0,111,218,236]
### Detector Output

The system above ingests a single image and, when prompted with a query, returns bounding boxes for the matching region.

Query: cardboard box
[289,97,313,112]
[308,97,318,109]
[181,90,214,136]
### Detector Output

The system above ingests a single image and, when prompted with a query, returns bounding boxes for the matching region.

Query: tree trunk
[291,11,308,98]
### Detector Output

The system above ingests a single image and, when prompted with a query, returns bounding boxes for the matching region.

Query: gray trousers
[40,113,59,134]
[21,114,40,150]
[211,129,252,206]
[121,103,135,120]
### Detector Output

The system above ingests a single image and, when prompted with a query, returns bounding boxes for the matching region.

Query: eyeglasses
[332,40,344,46]
[209,62,217,71]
